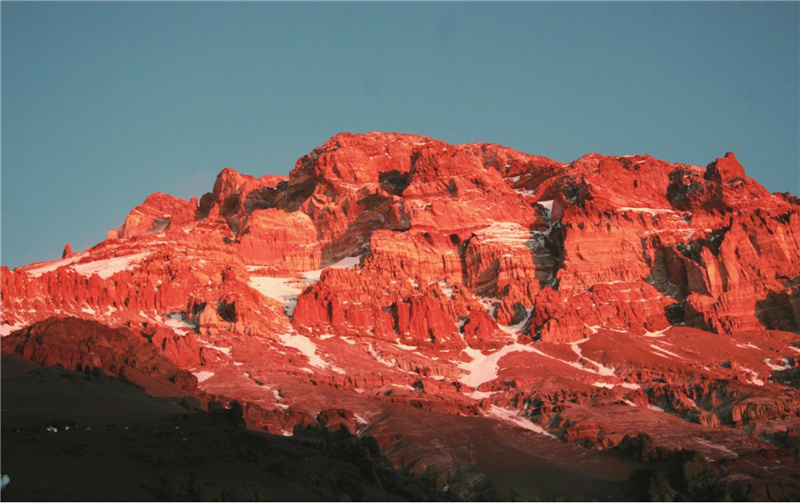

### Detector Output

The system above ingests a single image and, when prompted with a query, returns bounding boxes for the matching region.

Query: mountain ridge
[2,131,800,499]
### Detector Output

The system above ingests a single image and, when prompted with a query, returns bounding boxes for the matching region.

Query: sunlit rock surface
[3,132,800,500]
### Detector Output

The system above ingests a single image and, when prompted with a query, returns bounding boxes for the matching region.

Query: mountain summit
[3,132,800,500]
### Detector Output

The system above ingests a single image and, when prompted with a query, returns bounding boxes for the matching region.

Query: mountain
[2,131,800,500]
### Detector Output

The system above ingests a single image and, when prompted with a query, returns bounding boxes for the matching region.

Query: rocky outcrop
[119,192,198,238]
[3,132,800,498]
[1,317,197,391]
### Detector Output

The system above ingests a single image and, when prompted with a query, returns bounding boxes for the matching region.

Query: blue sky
[2,2,798,269]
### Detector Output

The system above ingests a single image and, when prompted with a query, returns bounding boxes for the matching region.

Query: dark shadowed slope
[0,355,432,502]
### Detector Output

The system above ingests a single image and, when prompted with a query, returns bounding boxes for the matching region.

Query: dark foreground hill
[0,355,433,502]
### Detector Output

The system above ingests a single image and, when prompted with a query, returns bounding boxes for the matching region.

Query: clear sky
[2,2,798,269]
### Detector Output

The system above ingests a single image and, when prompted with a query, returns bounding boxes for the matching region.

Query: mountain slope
[2,131,800,499]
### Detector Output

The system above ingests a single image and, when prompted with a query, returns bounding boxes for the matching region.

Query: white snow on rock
[474,222,532,247]
[0,321,27,337]
[649,344,684,359]
[497,309,532,338]
[465,390,496,400]
[248,277,305,316]
[485,405,556,438]
[618,207,675,215]
[22,252,151,279]
[279,332,328,369]
[249,255,362,315]
[764,358,788,371]
[301,254,363,282]
[206,344,231,356]
[192,371,215,383]
[459,343,538,388]
[740,367,764,386]
[569,339,616,376]
[22,255,84,277]
[537,200,554,219]
[72,252,152,279]
[694,438,739,458]
[163,314,196,335]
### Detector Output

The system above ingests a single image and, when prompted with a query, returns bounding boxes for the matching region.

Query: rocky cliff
[2,131,799,499]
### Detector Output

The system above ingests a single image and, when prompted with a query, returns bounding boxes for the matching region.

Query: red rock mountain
[2,132,800,499]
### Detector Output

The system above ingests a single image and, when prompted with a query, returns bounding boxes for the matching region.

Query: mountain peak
[3,134,799,499]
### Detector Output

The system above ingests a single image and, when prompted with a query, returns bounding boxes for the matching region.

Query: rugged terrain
[2,131,800,500]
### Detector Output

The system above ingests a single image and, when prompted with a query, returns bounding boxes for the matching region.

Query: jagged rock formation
[2,132,799,500]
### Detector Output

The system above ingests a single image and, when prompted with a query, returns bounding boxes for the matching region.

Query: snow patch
[740,367,764,386]
[618,207,675,215]
[22,254,84,277]
[474,222,532,247]
[477,296,500,318]
[72,252,152,279]
[206,344,231,356]
[163,314,196,335]
[301,254,363,282]
[280,332,327,369]
[24,252,150,279]
[570,340,616,376]
[649,344,684,359]
[537,200,554,219]
[0,321,27,337]
[459,344,534,388]
[193,371,215,383]
[764,358,786,371]
[694,438,738,458]
[485,405,556,438]
[498,309,532,338]
[248,276,305,316]
[437,280,454,298]
[466,390,496,400]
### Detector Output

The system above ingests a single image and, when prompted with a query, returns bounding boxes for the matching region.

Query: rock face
[1,317,197,392]
[119,192,198,238]
[2,131,799,499]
